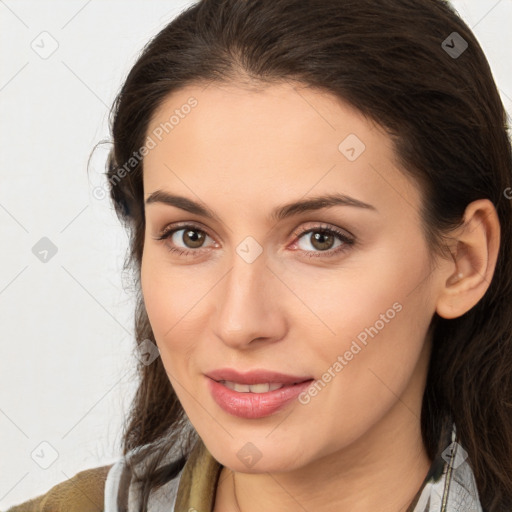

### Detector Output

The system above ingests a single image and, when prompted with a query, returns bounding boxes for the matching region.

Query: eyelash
[154,222,355,259]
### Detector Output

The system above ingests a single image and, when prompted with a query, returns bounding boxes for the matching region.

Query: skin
[140,81,500,512]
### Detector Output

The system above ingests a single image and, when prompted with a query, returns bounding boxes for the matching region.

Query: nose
[211,251,287,350]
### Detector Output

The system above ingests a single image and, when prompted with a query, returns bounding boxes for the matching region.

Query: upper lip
[206,368,314,385]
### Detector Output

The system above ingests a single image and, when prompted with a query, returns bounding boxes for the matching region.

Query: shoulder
[5,464,113,512]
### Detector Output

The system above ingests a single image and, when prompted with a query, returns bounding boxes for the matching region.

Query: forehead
[146,81,380,153]
[142,81,421,218]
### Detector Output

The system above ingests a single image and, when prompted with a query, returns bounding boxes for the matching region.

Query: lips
[205,368,315,419]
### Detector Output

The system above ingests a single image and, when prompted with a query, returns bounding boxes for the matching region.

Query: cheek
[299,252,433,434]
[140,255,194,396]
[140,247,217,380]
[283,244,428,344]
[141,253,170,336]
[322,301,431,435]
[141,249,201,338]
[140,251,189,371]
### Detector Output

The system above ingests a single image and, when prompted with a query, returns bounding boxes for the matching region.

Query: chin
[205,437,312,474]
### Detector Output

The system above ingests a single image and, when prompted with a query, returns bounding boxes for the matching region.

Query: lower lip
[206,377,314,419]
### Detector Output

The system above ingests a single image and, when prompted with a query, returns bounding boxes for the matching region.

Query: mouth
[206,376,315,419]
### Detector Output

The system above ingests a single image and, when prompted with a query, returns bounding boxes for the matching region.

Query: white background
[0,0,511,509]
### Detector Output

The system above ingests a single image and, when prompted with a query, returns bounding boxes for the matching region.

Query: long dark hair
[105,0,512,509]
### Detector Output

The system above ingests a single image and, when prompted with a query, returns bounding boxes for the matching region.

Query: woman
[7,0,512,511]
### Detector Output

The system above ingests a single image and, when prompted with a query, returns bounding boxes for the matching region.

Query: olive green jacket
[4,464,113,512]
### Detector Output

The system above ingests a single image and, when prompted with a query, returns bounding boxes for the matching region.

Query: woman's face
[141,81,445,473]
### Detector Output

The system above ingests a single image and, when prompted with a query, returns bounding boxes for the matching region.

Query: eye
[154,223,216,256]
[291,224,355,258]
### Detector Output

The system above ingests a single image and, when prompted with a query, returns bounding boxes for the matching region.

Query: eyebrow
[145,190,377,221]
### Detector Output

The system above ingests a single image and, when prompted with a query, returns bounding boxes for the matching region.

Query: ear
[436,199,500,319]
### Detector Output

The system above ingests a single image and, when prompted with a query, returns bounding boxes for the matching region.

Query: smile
[207,377,315,419]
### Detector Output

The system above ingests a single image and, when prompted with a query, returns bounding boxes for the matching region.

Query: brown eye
[181,229,206,248]
[293,225,355,258]
[309,231,335,251]
[156,225,216,254]
[297,229,343,252]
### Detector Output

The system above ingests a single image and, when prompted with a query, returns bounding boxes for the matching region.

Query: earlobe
[435,199,500,320]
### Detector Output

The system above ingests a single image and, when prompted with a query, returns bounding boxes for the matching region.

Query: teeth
[221,381,285,393]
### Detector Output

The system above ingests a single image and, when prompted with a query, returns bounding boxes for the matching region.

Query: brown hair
[105,0,512,509]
